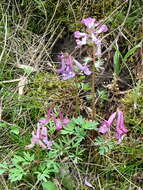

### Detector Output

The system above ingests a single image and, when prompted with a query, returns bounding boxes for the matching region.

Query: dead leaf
[14,63,38,72]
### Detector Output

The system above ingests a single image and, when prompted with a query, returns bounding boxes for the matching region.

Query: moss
[27,72,78,113]
[122,81,143,132]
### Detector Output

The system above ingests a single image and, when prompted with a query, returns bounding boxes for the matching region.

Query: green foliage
[8,152,35,182]
[94,137,114,155]
[61,116,98,139]
[113,42,141,76]
[0,151,59,183]
[113,47,121,76]
[123,43,141,63]
[42,181,57,190]
[97,90,108,101]
[59,167,75,190]
[10,125,20,135]
[9,165,27,182]
[34,161,59,182]
[0,162,8,175]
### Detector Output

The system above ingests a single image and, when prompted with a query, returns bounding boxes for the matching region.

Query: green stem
[75,76,79,117]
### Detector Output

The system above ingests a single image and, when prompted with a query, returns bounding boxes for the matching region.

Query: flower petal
[74,31,87,38]
[95,24,108,33]
[62,119,70,125]
[98,121,109,134]
[81,17,96,28]
[107,112,116,126]
[62,71,75,80]
[115,109,128,143]
[76,36,87,47]
[73,59,91,75]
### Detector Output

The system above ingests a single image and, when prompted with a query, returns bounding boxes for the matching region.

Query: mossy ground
[0,0,143,189]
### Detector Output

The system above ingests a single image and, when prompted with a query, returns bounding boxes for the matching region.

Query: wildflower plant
[98,109,128,143]
[0,12,135,189]
[57,17,108,119]
[26,109,70,150]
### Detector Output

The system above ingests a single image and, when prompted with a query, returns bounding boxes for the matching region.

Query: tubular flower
[81,18,96,29]
[26,109,53,150]
[74,31,87,38]
[58,53,91,80]
[98,109,128,143]
[26,121,53,150]
[98,112,116,133]
[26,109,70,149]
[74,17,108,55]
[53,112,70,130]
[115,109,128,144]
[73,59,91,75]
[58,53,75,80]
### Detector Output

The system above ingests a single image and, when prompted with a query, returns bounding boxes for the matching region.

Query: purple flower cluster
[74,17,108,56]
[53,112,70,131]
[98,109,128,143]
[26,109,70,150]
[58,53,91,80]
[26,120,54,150]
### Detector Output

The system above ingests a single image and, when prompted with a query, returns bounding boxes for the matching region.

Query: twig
[92,45,96,120]
[0,15,7,63]
[0,78,22,84]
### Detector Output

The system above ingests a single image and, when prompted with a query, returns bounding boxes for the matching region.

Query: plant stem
[92,45,96,120]
[75,76,80,117]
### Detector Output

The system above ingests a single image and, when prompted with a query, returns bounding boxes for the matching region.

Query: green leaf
[59,168,75,190]
[123,43,141,63]
[23,67,33,74]
[23,152,35,162]
[97,90,108,101]
[83,57,92,63]
[113,49,121,75]
[9,166,26,182]
[0,168,7,174]
[42,181,57,190]
[0,162,8,169]
[12,155,25,165]
[72,116,85,125]
[10,125,19,135]
[0,122,7,128]
[83,121,98,130]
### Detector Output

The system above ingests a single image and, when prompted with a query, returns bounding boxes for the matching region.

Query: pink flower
[39,108,52,125]
[81,17,96,28]
[73,59,91,75]
[75,36,87,47]
[26,123,53,150]
[115,109,128,144]
[57,53,91,80]
[74,31,87,38]
[95,24,108,34]
[26,109,70,150]
[74,17,108,56]
[91,35,101,45]
[53,112,70,131]
[58,53,75,80]
[98,109,128,143]
[99,112,116,133]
